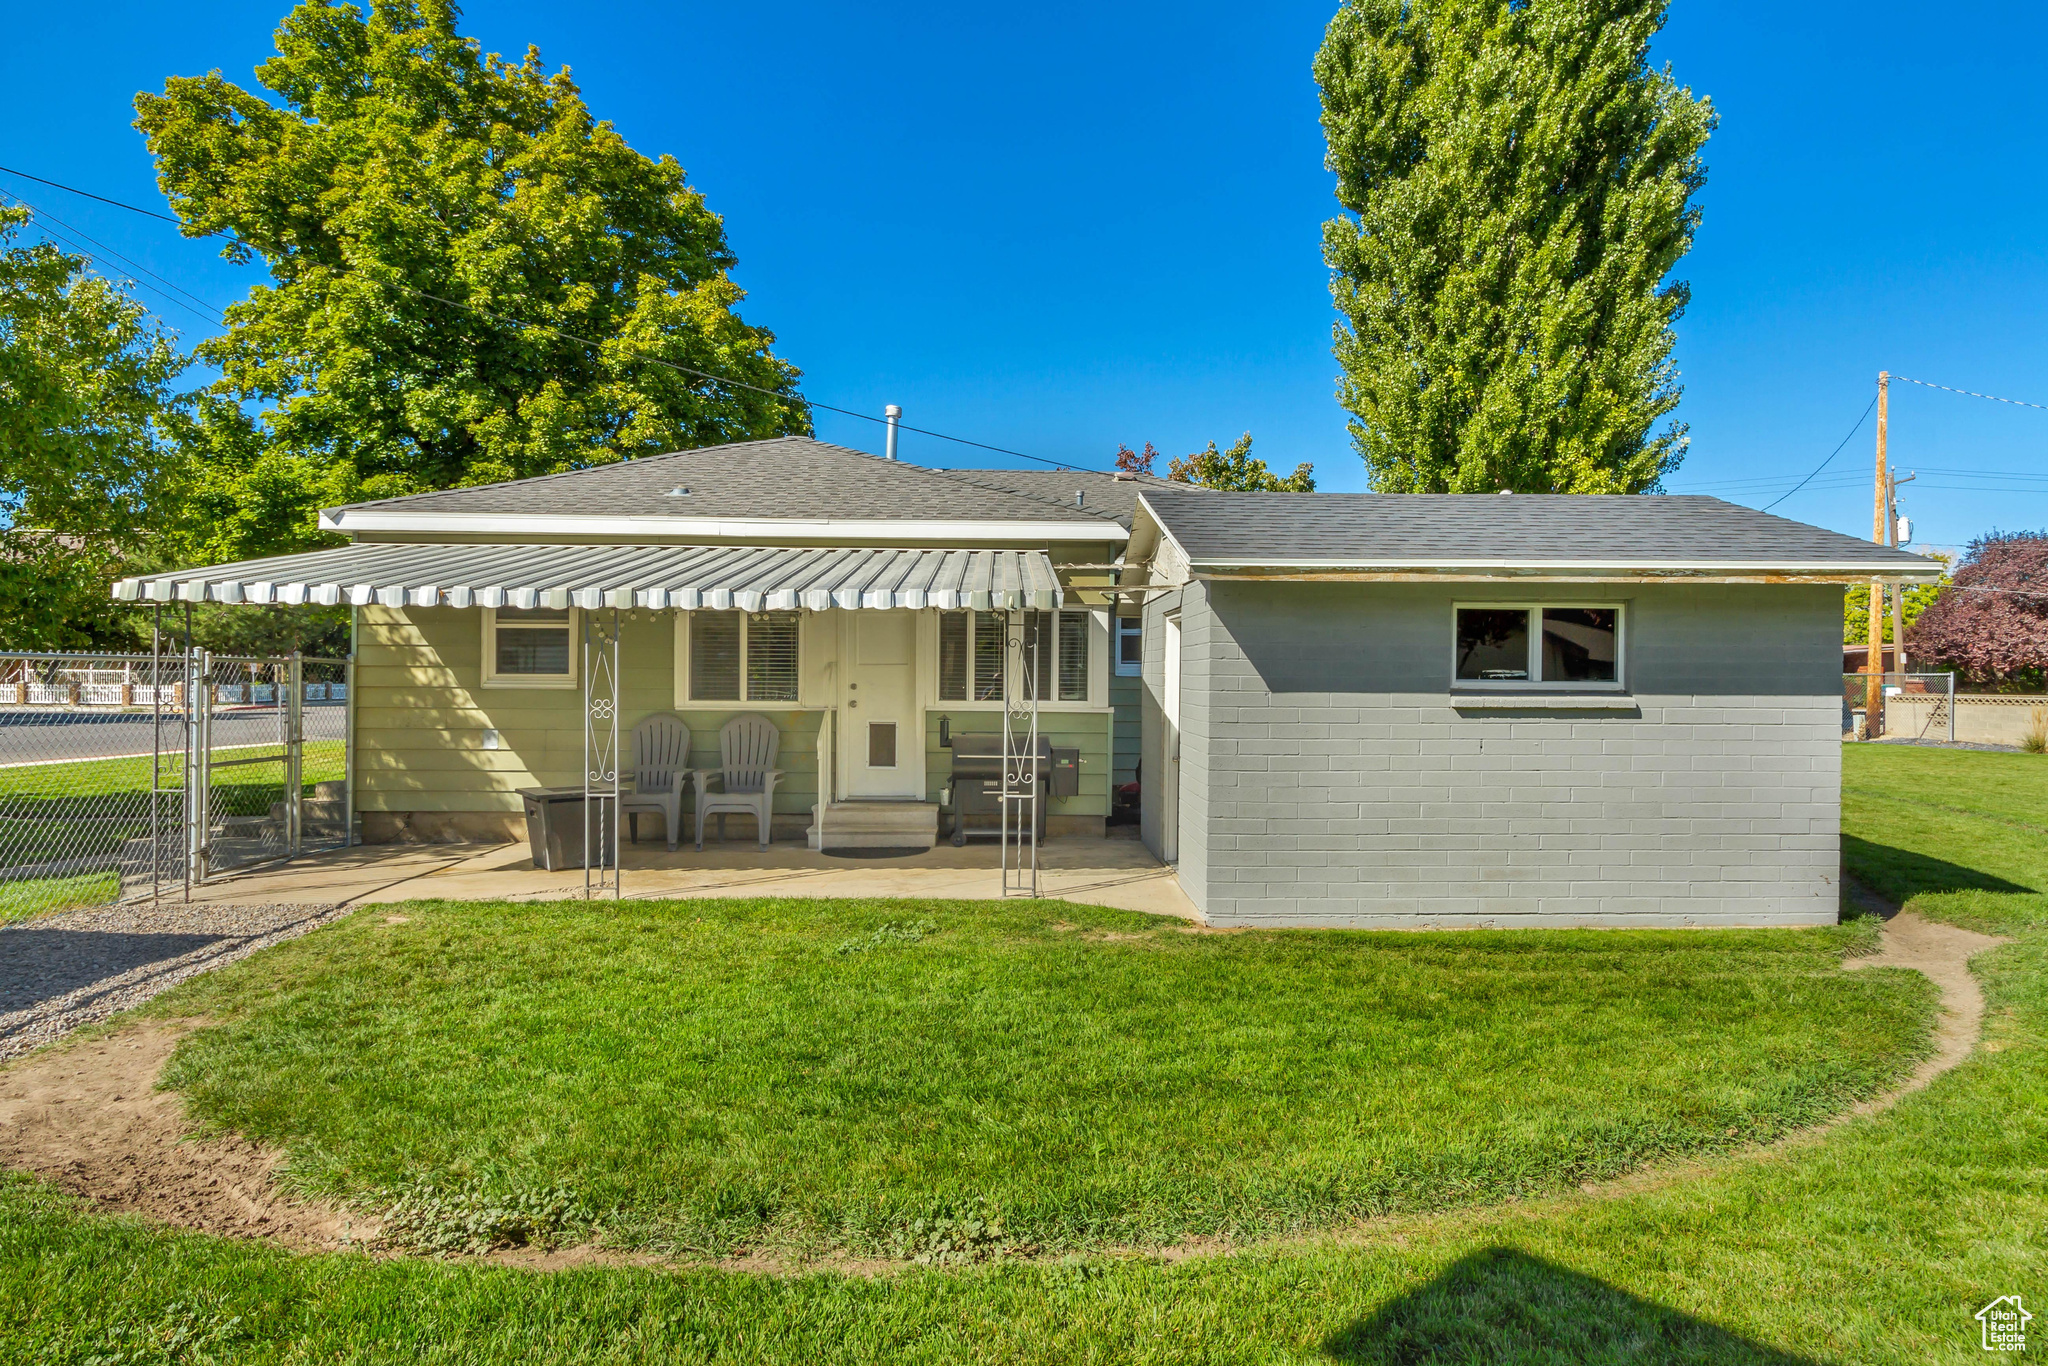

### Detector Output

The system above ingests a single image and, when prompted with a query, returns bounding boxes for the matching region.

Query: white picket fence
[0,660,344,710]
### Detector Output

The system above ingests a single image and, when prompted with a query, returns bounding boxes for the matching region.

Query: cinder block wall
[1146,580,1845,928]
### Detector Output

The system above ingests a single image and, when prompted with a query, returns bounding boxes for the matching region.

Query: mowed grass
[2,743,2043,1363]
[0,740,346,921]
[142,897,1929,1257]
[0,738,346,801]
[0,871,120,926]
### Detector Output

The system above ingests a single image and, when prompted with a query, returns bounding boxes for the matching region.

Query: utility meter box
[1049,747,1081,798]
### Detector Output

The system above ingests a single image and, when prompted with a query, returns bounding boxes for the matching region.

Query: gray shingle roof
[927,467,1193,527]
[1139,491,1941,571]
[326,436,1147,527]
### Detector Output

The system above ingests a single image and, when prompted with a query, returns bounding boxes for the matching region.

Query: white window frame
[931,608,1109,711]
[674,609,803,705]
[482,606,579,689]
[1449,602,1627,691]
[1115,616,1143,677]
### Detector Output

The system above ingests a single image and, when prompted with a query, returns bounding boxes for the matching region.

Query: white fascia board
[319,509,1128,542]
[1190,557,1945,580]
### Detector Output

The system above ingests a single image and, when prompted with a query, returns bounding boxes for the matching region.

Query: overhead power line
[0,164,1094,472]
[1759,395,1879,512]
[0,187,228,326]
[1893,375,2048,411]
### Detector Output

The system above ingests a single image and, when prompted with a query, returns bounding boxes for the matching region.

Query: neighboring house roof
[1133,491,1944,582]
[926,467,1191,526]
[319,437,1150,539]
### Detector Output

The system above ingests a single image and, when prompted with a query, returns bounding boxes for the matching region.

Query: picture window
[688,611,800,702]
[1453,606,1620,687]
[939,610,1092,703]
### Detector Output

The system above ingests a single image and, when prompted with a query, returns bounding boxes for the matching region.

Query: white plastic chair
[694,713,782,850]
[622,713,692,852]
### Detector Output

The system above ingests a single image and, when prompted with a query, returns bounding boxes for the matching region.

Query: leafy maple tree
[136,0,807,560]
[1168,434,1315,491]
[0,208,185,647]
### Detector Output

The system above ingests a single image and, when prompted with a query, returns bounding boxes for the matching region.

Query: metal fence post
[287,652,304,857]
[191,648,212,886]
[1948,671,1957,744]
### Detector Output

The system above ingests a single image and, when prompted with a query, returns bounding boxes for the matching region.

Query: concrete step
[808,801,939,851]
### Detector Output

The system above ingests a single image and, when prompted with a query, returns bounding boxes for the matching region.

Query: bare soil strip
[0,1020,366,1250]
[0,904,2011,1274]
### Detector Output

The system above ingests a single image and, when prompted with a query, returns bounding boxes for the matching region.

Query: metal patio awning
[111,543,1065,611]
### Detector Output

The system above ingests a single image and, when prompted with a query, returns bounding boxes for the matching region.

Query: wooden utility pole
[1864,372,1890,736]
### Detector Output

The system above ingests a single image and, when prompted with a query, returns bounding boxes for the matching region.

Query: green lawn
[0,740,345,921]
[3,743,2044,1363]
[145,900,1924,1258]
[0,870,120,926]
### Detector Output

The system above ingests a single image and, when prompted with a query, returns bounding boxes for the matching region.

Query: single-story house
[1123,490,1939,927]
[118,437,1168,850]
[113,437,1940,926]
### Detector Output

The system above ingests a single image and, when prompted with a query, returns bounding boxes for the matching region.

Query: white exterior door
[1161,613,1181,863]
[840,610,923,799]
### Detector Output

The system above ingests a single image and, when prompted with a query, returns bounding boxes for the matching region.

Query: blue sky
[3,0,2046,551]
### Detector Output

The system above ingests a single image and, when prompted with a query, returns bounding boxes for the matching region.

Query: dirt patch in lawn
[0,1020,369,1251]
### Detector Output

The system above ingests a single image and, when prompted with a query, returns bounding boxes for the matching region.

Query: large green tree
[1316,0,1714,493]
[137,0,808,560]
[0,208,185,648]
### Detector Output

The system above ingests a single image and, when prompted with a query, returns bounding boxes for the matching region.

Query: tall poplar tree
[136,0,807,559]
[1315,0,1714,493]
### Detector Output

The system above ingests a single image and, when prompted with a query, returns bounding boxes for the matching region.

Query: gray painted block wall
[1142,580,1845,928]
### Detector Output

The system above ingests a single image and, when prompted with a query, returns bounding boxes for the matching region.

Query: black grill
[946,733,1050,846]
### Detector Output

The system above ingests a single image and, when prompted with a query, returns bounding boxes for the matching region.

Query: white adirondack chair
[622,713,692,852]
[694,713,782,850]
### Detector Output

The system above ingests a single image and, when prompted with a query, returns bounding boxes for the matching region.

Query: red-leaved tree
[1115,442,1160,476]
[1906,531,2048,686]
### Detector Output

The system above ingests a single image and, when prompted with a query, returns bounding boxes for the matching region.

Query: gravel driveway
[0,902,346,1062]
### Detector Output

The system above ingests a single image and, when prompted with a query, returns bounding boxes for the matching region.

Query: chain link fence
[1842,671,1955,741]
[0,651,350,923]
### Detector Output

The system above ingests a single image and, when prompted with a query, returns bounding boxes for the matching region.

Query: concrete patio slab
[180,834,1200,922]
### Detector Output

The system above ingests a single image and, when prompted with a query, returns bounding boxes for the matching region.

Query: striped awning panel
[110,544,1065,612]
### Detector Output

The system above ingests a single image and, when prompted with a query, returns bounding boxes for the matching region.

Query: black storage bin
[519,787,617,870]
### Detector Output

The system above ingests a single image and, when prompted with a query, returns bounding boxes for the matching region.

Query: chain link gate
[0,647,351,919]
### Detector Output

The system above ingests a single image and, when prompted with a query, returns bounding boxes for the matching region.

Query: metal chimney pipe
[884,404,901,461]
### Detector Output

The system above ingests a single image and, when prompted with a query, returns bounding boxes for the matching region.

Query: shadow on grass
[1323,1248,1817,1364]
[1843,834,2034,905]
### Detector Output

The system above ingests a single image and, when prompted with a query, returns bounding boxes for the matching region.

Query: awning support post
[1000,609,1041,898]
[584,606,622,900]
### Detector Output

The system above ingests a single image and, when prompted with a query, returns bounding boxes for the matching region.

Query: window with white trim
[938,609,1092,703]
[686,611,800,702]
[483,607,577,687]
[1115,617,1142,677]
[1453,605,1622,687]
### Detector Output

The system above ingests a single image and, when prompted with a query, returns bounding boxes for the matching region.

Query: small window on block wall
[482,607,577,688]
[1452,605,1623,688]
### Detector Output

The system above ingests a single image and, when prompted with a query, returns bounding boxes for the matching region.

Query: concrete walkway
[183,834,1200,921]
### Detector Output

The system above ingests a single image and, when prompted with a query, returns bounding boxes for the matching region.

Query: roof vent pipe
[884,404,902,461]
